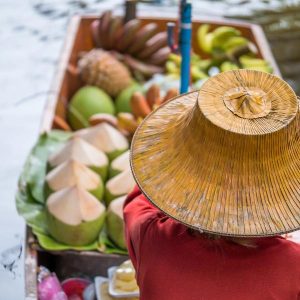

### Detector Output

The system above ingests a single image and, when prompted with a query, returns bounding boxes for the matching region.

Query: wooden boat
[24,14,280,299]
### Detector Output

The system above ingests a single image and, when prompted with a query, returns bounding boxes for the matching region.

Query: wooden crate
[25,15,280,300]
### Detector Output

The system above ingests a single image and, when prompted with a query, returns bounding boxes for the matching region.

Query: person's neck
[190,229,258,248]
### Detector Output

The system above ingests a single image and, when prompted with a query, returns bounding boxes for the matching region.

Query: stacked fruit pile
[16,128,133,251]
[17,11,274,254]
[44,124,133,248]
[165,25,272,89]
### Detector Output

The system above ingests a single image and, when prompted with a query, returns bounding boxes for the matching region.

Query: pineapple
[78,49,132,97]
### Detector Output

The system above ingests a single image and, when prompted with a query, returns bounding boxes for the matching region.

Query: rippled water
[0,0,125,298]
[0,1,177,298]
[1,0,299,298]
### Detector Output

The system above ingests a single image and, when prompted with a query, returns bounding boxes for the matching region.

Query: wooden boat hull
[25,14,280,300]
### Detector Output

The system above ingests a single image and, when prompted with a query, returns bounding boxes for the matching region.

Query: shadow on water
[31,0,109,20]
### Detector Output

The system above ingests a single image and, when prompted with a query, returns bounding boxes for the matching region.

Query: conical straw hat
[130,70,300,237]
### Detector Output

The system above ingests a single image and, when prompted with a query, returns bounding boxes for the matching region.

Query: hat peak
[198,70,298,135]
[223,87,271,119]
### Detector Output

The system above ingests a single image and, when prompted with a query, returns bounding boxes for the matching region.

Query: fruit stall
[17,3,282,300]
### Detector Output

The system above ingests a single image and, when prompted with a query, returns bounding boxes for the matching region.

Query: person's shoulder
[275,237,300,258]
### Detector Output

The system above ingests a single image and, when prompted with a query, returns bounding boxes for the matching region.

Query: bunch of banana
[197,24,264,69]
[91,10,170,79]
[239,55,273,73]
[220,55,272,73]
[197,25,273,74]
[197,25,253,56]
[166,53,210,82]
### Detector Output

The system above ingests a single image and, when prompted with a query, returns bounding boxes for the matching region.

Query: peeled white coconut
[46,186,106,246]
[109,150,130,178]
[105,168,136,205]
[75,123,128,160]
[106,195,127,249]
[48,137,108,180]
[45,159,104,200]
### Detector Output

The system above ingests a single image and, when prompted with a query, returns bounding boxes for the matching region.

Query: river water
[0,0,126,298]
[0,0,299,299]
[0,1,177,298]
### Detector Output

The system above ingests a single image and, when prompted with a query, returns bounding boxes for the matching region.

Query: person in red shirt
[124,187,300,300]
[124,70,300,299]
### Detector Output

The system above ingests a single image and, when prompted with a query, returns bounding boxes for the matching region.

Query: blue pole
[179,2,192,94]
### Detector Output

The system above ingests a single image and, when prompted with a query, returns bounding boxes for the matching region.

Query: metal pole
[179,2,192,94]
[124,0,137,23]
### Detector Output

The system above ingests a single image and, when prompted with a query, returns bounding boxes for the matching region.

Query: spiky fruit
[106,196,127,249]
[104,168,136,205]
[67,86,115,130]
[78,49,132,97]
[48,137,109,181]
[109,150,130,178]
[46,186,106,246]
[75,123,128,161]
[45,159,104,200]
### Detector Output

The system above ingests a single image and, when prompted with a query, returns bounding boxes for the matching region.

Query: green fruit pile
[67,82,144,131]
[45,135,109,246]
[165,24,273,87]
[104,151,136,250]
[115,84,144,114]
[166,53,210,82]
[198,25,248,55]
[42,124,135,248]
[197,25,273,74]
[68,86,115,130]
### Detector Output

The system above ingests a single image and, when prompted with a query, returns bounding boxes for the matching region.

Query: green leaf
[25,131,72,203]
[16,130,71,220]
[16,190,43,222]
[46,130,73,141]
[32,228,99,251]
[16,129,128,254]
[98,228,128,255]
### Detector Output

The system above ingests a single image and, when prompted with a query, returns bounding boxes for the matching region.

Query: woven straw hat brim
[130,70,300,237]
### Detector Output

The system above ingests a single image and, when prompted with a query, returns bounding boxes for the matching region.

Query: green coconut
[106,195,127,250]
[104,168,136,205]
[75,123,129,161]
[115,83,143,113]
[68,86,115,130]
[46,186,106,246]
[45,159,104,200]
[48,137,109,181]
[109,150,130,178]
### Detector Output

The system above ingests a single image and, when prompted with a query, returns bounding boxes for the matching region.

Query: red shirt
[124,187,300,300]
